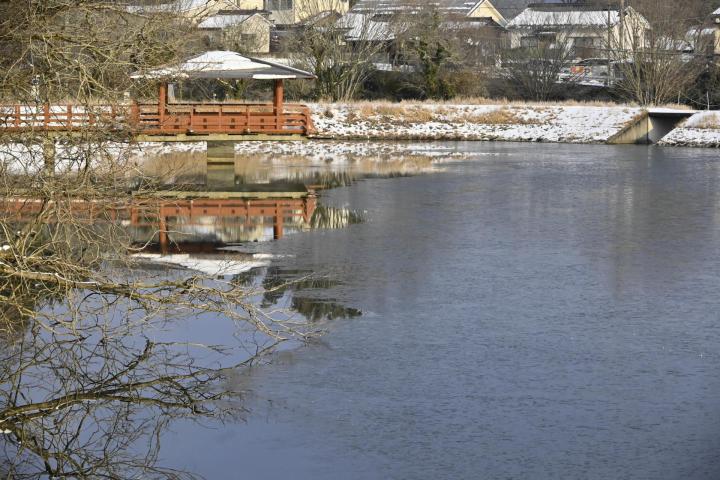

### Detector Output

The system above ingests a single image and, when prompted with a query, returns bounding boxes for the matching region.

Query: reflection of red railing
[0,102,315,136]
[0,195,318,252]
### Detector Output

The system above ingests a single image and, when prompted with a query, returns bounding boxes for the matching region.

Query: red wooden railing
[0,102,315,136]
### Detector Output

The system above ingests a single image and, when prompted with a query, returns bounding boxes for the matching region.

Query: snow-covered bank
[659,111,720,148]
[309,103,644,144]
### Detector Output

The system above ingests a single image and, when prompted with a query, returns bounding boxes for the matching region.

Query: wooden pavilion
[131,51,316,138]
[0,51,316,138]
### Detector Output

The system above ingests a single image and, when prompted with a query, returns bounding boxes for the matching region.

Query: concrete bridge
[608,108,697,145]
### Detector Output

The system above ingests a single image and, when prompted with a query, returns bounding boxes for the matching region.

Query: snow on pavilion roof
[132,51,315,80]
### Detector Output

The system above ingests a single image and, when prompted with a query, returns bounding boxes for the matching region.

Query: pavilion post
[158,82,167,128]
[273,79,284,131]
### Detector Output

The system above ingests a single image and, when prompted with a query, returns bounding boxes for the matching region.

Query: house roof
[488,0,532,20]
[337,12,396,41]
[197,12,271,29]
[507,8,621,28]
[506,5,654,29]
[132,51,315,80]
[350,0,485,16]
[127,0,237,16]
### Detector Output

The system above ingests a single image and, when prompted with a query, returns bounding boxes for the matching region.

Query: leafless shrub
[0,2,317,479]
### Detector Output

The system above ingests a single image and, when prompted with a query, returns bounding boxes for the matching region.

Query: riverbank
[310,102,644,143]
[659,111,720,148]
[309,102,720,147]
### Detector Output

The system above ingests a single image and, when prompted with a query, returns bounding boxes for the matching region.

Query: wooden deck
[0,101,315,137]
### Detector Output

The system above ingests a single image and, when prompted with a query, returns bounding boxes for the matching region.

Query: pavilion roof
[132,51,315,80]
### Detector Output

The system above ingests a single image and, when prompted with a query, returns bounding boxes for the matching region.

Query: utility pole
[607,1,612,86]
[619,0,625,54]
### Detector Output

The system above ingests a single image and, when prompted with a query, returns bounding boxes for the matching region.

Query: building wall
[468,1,506,27]
[237,0,264,9]
[201,16,272,54]
[266,0,349,25]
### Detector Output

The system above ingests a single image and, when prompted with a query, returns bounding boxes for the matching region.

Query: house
[337,0,510,68]
[264,0,350,26]
[127,0,264,20]
[506,3,650,60]
[687,8,720,57]
[198,10,273,54]
[348,0,508,26]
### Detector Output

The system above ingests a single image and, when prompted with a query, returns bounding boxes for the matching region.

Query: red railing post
[43,103,50,129]
[14,105,20,128]
[67,104,72,129]
[130,101,140,129]
[158,83,167,131]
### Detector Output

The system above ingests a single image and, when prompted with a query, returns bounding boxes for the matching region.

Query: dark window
[266,0,293,10]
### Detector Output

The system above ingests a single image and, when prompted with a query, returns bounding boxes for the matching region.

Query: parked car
[559,58,610,85]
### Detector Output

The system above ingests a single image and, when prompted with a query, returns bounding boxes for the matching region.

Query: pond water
[161,142,720,479]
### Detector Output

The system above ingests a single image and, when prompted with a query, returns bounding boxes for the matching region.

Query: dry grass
[322,98,648,109]
[690,113,720,130]
[456,107,538,125]
[347,102,539,125]
[354,103,436,124]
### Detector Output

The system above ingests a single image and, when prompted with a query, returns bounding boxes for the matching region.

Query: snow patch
[133,253,267,276]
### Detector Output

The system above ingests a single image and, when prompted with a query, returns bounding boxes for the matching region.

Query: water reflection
[256,267,361,322]
[134,140,454,188]
[128,196,364,250]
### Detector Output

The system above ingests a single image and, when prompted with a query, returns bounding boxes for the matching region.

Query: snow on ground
[660,111,720,148]
[133,252,271,276]
[309,103,643,144]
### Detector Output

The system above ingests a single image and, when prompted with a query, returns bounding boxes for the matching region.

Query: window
[520,36,538,48]
[571,37,597,58]
[265,0,292,10]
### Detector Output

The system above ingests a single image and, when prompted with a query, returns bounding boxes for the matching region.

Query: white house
[506,4,650,60]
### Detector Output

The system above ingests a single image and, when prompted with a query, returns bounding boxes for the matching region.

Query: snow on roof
[337,12,397,41]
[714,7,720,15]
[132,51,315,80]
[127,0,209,14]
[350,0,484,16]
[127,0,238,15]
[197,12,270,29]
[507,8,620,28]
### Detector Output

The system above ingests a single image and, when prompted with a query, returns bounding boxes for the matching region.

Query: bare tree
[0,2,317,478]
[501,10,580,101]
[285,1,395,100]
[610,1,709,105]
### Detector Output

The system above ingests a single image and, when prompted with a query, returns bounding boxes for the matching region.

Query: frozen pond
[160,141,720,479]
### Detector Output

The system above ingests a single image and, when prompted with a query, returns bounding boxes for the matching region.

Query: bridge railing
[0,102,315,136]
[0,104,127,131]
